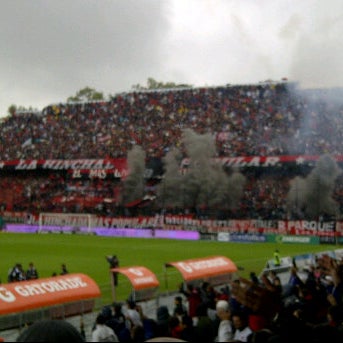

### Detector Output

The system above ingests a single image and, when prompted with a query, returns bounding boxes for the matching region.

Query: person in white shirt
[125,300,143,328]
[232,311,253,342]
[215,300,234,342]
[92,313,119,342]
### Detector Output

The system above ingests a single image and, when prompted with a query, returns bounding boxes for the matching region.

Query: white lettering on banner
[177,262,193,273]
[14,277,88,297]
[303,221,317,231]
[281,236,311,243]
[113,169,123,178]
[0,287,16,303]
[263,157,280,166]
[281,220,336,233]
[317,222,335,232]
[41,214,91,227]
[42,159,114,170]
[247,157,260,167]
[128,268,144,277]
[133,276,155,285]
[89,169,107,179]
[177,258,228,274]
[72,169,82,178]
[15,160,37,170]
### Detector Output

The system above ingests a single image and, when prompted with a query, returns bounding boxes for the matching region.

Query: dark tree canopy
[67,86,104,103]
[132,77,192,90]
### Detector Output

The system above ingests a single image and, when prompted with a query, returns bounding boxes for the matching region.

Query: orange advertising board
[165,255,237,281]
[110,266,159,290]
[0,273,101,315]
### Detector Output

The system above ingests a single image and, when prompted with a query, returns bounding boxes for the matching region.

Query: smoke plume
[121,145,146,205]
[157,128,246,213]
[286,153,342,219]
[156,147,184,208]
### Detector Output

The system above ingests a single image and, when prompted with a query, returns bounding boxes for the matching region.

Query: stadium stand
[0,81,343,221]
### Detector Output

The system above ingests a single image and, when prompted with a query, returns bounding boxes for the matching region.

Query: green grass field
[0,232,338,307]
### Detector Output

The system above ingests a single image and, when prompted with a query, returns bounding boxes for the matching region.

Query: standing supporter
[199,282,218,319]
[125,300,143,328]
[231,310,253,342]
[285,266,304,296]
[178,314,195,342]
[273,249,281,267]
[110,302,131,343]
[173,296,187,318]
[192,302,216,343]
[215,300,233,342]
[168,315,183,340]
[91,313,119,342]
[310,304,343,342]
[155,305,171,337]
[179,283,202,318]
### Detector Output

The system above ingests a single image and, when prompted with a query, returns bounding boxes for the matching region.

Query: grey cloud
[0,0,170,111]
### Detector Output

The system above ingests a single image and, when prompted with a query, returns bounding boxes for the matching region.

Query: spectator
[231,310,253,342]
[26,262,39,280]
[125,300,143,328]
[16,319,85,342]
[92,313,119,342]
[192,303,216,343]
[215,299,233,342]
[60,263,69,275]
[155,305,171,337]
[178,314,195,342]
[0,83,343,220]
[179,283,202,318]
[8,263,25,282]
[273,249,281,267]
[172,296,187,318]
[135,303,158,341]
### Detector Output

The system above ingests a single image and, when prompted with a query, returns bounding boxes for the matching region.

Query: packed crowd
[13,253,343,342]
[0,82,343,219]
[0,168,342,220]
[77,253,343,342]
[1,82,342,160]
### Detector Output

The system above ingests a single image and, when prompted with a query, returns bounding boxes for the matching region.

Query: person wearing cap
[215,299,233,342]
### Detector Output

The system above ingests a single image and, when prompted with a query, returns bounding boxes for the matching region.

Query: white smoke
[286,153,342,219]
[157,128,246,213]
[121,145,146,205]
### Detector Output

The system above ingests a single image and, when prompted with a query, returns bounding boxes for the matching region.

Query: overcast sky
[0,0,342,117]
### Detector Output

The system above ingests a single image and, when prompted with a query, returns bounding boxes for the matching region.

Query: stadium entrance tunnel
[109,266,160,303]
[0,273,101,331]
[164,255,238,291]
